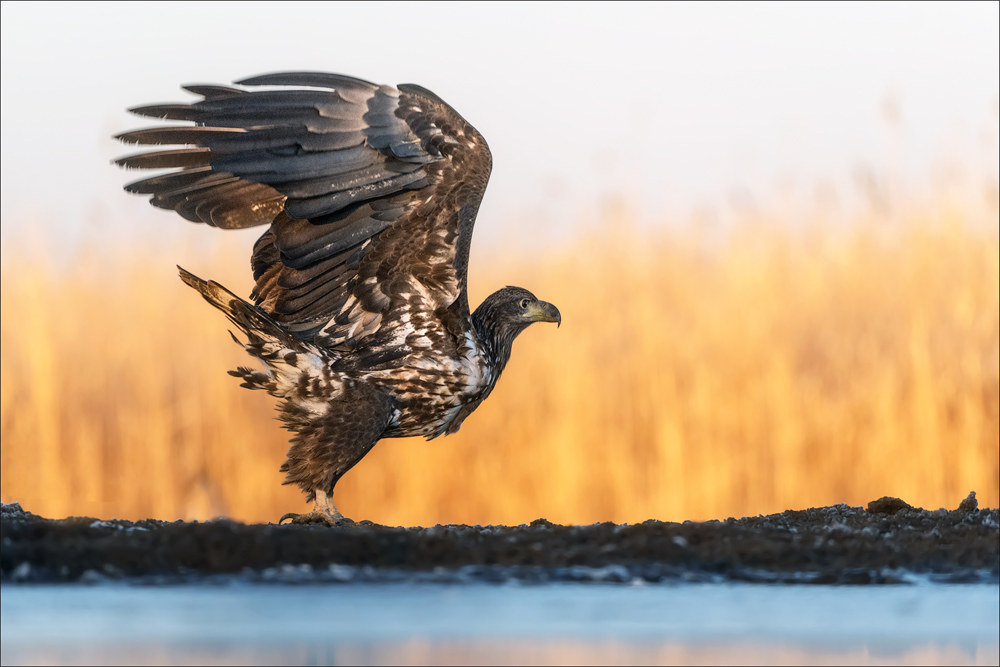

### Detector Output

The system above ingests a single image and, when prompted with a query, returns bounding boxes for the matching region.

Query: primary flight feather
[116,72,561,525]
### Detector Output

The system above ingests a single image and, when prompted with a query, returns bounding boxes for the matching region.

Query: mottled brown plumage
[118,72,560,525]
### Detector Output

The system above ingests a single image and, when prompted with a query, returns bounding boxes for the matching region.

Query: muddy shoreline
[2,493,997,585]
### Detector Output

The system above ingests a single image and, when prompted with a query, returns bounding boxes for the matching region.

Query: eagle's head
[472,287,561,362]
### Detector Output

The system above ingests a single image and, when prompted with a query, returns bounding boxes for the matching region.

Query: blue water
[2,582,998,665]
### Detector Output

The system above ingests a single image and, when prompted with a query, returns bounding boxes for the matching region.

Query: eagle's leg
[278,489,351,526]
[277,381,395,527]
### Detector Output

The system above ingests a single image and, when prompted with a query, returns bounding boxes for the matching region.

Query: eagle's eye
[519,298,530,309]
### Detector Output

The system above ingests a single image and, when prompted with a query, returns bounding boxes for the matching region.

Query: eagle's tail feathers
[178,266,328,400]
[178,266,287,342]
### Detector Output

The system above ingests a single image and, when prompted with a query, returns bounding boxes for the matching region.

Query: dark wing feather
[116,72,492,358]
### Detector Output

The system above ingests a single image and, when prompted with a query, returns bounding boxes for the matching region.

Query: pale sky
[1,1,997,253]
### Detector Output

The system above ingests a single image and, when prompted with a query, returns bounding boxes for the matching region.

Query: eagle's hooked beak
[527,300,561,328]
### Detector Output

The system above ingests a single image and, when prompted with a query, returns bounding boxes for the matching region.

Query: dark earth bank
[2,493,996,585]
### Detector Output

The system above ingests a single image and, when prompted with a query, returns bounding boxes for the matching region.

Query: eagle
[115,72,561,526]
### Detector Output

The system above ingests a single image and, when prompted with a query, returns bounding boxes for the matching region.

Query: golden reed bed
[1,207,997,526]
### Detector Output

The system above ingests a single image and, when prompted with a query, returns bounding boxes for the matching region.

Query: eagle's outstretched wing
[116,72,492,360]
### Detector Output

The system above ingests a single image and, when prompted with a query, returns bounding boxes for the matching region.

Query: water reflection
[5,639,999,666]
[2,583,998,665]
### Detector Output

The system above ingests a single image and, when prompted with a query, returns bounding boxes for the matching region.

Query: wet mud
[2,493,997,584]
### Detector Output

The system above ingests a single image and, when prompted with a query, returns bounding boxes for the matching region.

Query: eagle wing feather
[117,72,492,360]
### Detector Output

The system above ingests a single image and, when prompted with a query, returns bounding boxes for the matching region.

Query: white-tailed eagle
[116,72,561,525]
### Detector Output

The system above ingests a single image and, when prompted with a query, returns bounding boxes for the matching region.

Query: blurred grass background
[1,201,997,525]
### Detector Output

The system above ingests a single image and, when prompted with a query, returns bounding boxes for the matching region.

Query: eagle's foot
[278,489,355,527]
[278,511,349,526]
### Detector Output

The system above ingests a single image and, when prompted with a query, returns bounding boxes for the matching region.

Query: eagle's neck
[470,306,517,380]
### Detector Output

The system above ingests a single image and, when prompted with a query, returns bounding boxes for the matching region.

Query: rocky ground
[1,493,996,585]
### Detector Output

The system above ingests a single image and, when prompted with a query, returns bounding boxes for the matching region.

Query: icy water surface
[2,582,998,665]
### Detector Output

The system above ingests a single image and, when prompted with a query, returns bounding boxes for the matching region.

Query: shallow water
[2,582,998,665]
